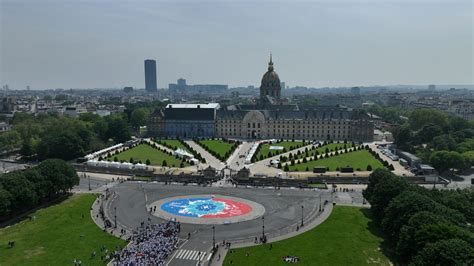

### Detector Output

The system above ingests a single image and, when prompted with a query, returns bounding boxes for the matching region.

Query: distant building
[168,79,227,95]
[147,109,165,137]
[428,84,436,91]
[123,86,133,93]
[449,100,474,121]
[351,87,361,95]
[177,78,186,86]
[63,106,87,118]
[162,103,219,138]
[148,56,374,141]
[0,97,16,112]
[0,122,11,132]
[144,59,157,92]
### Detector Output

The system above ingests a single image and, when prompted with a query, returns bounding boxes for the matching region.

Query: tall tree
[0,171,38,211]
[409,109,448,131]
[410,239,474,266]
[430,151,467,173]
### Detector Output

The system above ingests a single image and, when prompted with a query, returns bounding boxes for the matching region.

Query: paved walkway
[90,191,132,240]
[227,141,253,170]
[184,140,225,170]
[368,143,413,176]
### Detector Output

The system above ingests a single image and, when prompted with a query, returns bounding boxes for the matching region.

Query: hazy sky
[0,0,472,89]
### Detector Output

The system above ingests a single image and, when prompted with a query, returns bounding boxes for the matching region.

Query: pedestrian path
[174,249,207,261]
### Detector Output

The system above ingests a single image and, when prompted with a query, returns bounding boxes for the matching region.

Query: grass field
[110,144,187,167]
[288,150,383,171]
[0,194,126,266]
[255,141,305,160]
[224,206,391,266]
[157,139,189,151]
[198,139,235,159]
[291,142,356,160]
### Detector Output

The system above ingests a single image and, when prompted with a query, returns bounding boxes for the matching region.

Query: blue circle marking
[160,197,226,218]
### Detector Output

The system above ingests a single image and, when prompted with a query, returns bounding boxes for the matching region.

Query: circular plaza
[149,195,265,224]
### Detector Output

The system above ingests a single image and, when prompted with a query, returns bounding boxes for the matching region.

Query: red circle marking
[201,198,253,218]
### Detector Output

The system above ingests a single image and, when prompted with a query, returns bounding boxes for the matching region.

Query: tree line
[0,159,79,221]
[0,100,167,161]
[196,138,241,162]
[391,108,474,174]
[363,169,473,265]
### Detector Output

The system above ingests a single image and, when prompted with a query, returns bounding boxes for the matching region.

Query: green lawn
[110,144,187,167]
[255,141,305,161]
[224,206,391,266]
[0,194,126,266]
[157,139,189,151]
[292,142,356,161]
[288,150,384,171]
[198,139,235,159]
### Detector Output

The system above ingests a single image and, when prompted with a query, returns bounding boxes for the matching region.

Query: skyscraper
[144,59,157,91]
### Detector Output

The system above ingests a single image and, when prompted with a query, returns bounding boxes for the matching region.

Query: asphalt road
[105,182,331,266]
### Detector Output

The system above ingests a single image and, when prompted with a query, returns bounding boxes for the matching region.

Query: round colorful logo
[160,197,253,218]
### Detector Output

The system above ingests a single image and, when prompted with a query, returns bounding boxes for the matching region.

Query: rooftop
[165,103,220,109]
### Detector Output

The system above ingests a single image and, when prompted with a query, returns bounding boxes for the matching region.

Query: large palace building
[148,56,373,142]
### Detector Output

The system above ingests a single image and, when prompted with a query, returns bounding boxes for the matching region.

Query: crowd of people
[114,221,180,265]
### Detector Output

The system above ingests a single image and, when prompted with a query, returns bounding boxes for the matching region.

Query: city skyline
[1,0,473,90]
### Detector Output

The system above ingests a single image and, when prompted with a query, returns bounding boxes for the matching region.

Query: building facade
[144,59,157,91]
[161,103,219,138]
[215,107,373,141]
[168,79,228,95]
[148,56,374,142]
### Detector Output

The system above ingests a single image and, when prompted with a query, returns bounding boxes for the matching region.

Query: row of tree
[0,112,132,161]
[0,101,166,161]
[363,169,473,265]
[250,140,309,163]
[0,159,79,220]
[196,138,241,162]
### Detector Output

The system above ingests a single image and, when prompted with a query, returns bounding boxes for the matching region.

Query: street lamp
[114,207,117,229]
[88,174,91,191]
[262,216,265,239]
[212,225,216,249]
[319,194,322,212]
[301,205,304,227]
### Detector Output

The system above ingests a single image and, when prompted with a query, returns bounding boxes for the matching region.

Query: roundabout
[150,195,265,224]
[106,182,332,266]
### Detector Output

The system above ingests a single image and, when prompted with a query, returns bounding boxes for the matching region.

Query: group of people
[114,221,180,266]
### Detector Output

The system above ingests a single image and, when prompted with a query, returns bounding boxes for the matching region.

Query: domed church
[213,55,373,141]
[260,54,281,101]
